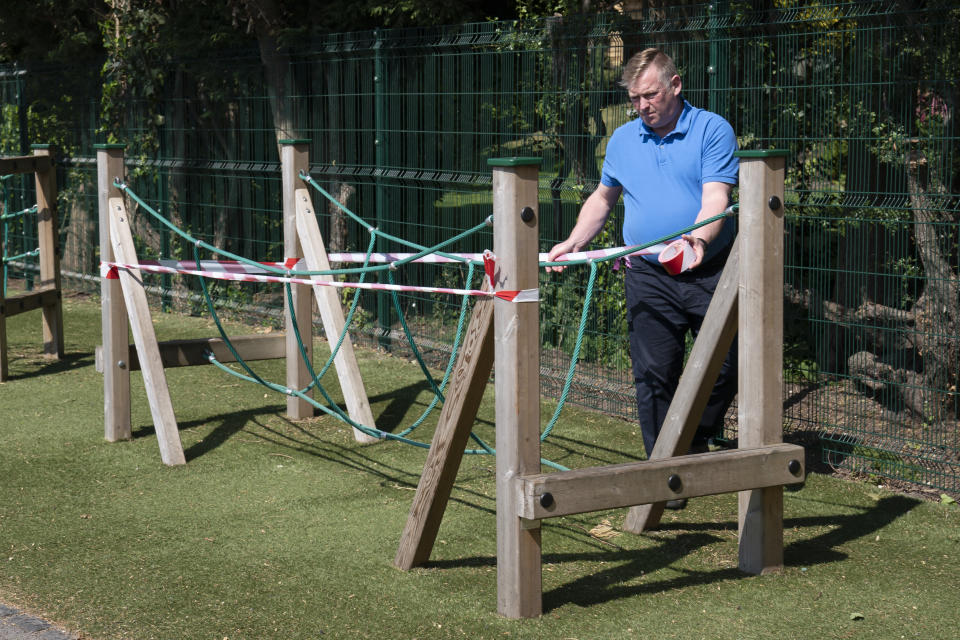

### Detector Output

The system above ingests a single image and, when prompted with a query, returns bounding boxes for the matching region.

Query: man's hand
[680,233,708,270]
[545,240,577,273]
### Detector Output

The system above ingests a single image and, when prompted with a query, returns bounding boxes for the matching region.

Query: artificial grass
[1,292,959,639]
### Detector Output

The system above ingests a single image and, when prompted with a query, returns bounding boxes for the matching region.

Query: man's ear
[669,74,682,97]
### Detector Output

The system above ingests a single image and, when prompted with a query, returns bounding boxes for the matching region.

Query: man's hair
[619,48,679,89]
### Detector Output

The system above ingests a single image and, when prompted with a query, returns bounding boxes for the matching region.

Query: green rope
[0,204,37,221]
[118,179,489,277]
[307,232,379,385]
[2,248,40,263]
[300,172,484,267]
[388,262,477,438]
[540,259,598,441]
[539,207,736,268]
[387,268,445,403]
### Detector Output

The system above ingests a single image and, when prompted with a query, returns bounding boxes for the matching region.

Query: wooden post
[490,157,542,619]
[31,144,64,359]
[280,140,314,419]
[96,144,131,442]
[735,150,788,574]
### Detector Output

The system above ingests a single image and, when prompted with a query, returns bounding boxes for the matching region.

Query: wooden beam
[394,287,495,570]
[491,158,542,619]
[0,155,53,175]
[295,187,379,443]
[736,151,788,575]
[108,196,186,466]
[33,146,64,359]
[517,444,804,520]
[97,145,131,442]
[623,240,740,533]
[0,288,61,318]
[280,142,314,419]
[96,334,287,372]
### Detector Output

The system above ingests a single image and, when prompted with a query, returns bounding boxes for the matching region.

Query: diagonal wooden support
[393,284,495,570]
[107,197,186,466]
[294,187,378,443]
[623,239,740,534]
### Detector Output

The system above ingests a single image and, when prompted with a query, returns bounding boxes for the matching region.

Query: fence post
[96,143,131,442]
[280,139,314,419]
[735,149,788,574]
[490,156,542,619]
[31,144,64,358]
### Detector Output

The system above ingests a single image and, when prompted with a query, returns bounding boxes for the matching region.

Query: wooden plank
[1,288,61,318]
[0,155,53,175]
[97,146,131,442]
[737,154,787,575]
[33,146,64,359]
[492,161,542,619]
[623,240,740,534]
[295,187,378,443]
[96,334,287,372]
[280,143,314,419]
[394,287,495,570]
[108,196,186,466]
[517,444,804,520]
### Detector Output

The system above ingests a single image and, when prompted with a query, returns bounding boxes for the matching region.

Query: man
[547,48,739,508]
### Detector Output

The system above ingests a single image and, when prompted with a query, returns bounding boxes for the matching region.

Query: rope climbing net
[1,173,40,297]
[104,174,735,471]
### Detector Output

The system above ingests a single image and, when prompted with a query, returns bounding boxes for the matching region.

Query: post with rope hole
[0,144,64,382]
[280,140,315,419]
[287,140,378,443]
[95,144,131,441]
[490,156,542,619]
[99,149,186,466]
[736,149,789,575]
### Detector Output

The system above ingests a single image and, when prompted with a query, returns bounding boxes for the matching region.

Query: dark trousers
[625,251,737,457]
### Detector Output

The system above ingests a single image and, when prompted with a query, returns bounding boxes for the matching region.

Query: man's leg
[625,260,689,458]
[680,252,738,448]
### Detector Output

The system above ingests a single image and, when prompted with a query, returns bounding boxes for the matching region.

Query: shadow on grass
[782,494,918,566]
[2,351,93,380]
[425,492,918,613]
[130,378,445,459]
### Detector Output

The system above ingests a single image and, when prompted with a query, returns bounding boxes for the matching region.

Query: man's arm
[546,183,622,272]
[682,180,733,269]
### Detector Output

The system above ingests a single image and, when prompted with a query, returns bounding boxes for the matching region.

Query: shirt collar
[638,98,692,141]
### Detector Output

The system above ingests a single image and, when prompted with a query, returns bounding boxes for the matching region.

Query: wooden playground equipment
[0,144,64,381]
[95,141,376,466]
[96,139,804,616]
[394,151,805,618]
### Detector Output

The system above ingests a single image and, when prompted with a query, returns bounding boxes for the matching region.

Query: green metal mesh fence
[2,1,959,492]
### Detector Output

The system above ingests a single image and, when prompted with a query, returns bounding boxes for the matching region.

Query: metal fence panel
[1,1,958,492]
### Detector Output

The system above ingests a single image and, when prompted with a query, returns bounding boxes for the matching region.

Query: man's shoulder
[611,116,642,137]
[684,103,735,134]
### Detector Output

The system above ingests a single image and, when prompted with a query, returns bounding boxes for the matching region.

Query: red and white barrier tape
[100,261,537,302]
[127,242,670,275]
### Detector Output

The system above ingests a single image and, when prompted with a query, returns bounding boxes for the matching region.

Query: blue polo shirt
[600,99,739,263]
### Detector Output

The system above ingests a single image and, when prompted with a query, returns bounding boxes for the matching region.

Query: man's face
[627,66,682,134]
